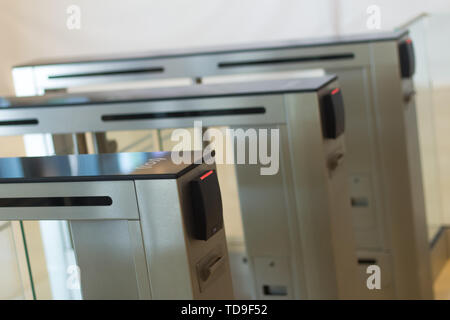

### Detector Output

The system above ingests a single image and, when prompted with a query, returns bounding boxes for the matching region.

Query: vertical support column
[231,124,304,299]
[284,92,358,299]
[370,42,432,299]
[70,220,145,299]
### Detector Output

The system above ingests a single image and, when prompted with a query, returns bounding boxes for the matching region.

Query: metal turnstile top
[14,30,408,68]
[1,76,336,108]
[10,30,408,96]
[0,151,200,183]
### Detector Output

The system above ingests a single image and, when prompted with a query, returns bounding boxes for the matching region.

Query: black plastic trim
[48,67,164,79]
[0,196,113,207]
[218,53,355,68]
[358,258,377,265]
[0,119,38,126]
[101,107,266,122]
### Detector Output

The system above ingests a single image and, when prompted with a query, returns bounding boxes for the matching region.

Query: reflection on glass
[22,221,82,300]
[0,221,27,299]
[0,136,31,300]
[422,13,450,243]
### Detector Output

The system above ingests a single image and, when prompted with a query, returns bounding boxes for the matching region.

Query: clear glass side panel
[0,136,29,300]
[423,13,450,243]
[21,221,82,300]
[0,221,27,299]
[403,15,445,242]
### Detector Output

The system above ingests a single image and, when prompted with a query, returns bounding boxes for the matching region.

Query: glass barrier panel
[0,136,30,300]
[0,222,28,299]
[423,13,450,243]
[21,221,82,300]
[400,14,446,243]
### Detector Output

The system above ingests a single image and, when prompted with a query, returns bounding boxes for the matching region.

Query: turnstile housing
[0,77,359,299]
[9,30,432,299]
[0,151,234,299]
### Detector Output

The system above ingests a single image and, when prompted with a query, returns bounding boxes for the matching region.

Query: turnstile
[10,29,433,299]
[0,76,359,299]
[0,151,233,299]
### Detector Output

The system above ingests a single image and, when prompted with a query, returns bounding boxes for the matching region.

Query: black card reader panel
[399,38,416,79]
[320,88,345,139]
[190,170,224,241]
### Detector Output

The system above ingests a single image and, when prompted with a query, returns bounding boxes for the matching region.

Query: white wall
[2,0,450,94]
[0,0,338,95]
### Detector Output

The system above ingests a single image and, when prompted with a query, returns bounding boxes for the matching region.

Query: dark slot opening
[0,196,112,207]
[218,53,355,68]
[0,119,38,126]
[351,197,369,207]
[101,107,266,122]
[263,285,288,296]
[358,258,377,265]
[48,67,164,79]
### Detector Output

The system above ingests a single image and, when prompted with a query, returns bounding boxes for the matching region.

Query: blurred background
[1,0,450,299]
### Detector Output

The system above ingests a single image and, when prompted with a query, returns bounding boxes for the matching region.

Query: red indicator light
[200,170,214,180]
[331,88,340,95]
[406,38,412,44]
